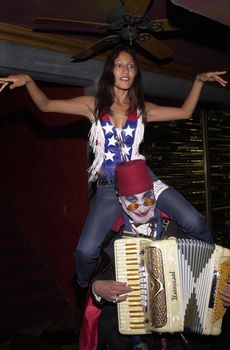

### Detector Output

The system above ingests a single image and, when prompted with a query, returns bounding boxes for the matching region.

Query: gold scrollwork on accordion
[213,258,230,323]
[146,246,167,327]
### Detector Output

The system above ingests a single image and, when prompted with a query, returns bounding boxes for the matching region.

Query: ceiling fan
[32,0,178,63]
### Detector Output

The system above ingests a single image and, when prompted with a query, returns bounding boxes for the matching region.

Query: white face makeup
[119,190,156,224]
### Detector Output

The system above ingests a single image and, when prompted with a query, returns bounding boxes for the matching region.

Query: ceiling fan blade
[0,21,90,55]
[136,34,173,61]
[33,17,111,33]
[148,19,180,33]
[71,35,120,62]
[122,0,152,17]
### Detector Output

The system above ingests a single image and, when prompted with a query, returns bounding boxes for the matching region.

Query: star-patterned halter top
[100,112,138,180]
[88,110,145,183]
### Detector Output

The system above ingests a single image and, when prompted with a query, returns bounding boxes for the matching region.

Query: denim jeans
[75,184,120,287]
[75,173,213,287]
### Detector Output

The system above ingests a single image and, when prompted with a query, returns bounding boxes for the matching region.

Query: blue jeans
[75,174,214,287]
[75,184,120,287]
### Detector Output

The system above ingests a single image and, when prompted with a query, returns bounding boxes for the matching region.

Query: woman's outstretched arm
[0,74,95,121]
[145,71,228,122]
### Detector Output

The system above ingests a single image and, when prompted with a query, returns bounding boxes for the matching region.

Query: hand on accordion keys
[92,280,133,303]
[219,272,230,307]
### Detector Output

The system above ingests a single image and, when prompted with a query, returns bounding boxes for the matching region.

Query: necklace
[115,129,129,162]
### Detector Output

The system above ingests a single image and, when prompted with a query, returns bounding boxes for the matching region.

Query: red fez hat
[115,160,153,196]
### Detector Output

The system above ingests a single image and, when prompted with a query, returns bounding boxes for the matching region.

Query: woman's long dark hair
[94,45,145,120]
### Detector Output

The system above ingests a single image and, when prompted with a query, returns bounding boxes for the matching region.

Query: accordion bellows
[114,237,230,335]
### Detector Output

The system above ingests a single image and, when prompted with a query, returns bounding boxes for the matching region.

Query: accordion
[114,237,230,336]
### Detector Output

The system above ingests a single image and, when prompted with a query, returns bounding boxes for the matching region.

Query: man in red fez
[116,159,156,226]
[79,160,230,350]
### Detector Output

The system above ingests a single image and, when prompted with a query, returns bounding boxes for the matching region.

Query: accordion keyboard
[114,238,149,334]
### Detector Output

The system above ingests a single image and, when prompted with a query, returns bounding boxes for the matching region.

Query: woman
[0,45,228,288]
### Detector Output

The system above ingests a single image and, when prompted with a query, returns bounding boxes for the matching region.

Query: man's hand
[93,280,132,303]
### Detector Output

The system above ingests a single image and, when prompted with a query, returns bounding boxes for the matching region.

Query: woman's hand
[0,74,32,92]
[196,71,228,87]
[93,279,133,303]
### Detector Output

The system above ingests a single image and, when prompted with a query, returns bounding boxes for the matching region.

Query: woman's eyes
[114,63,135,69]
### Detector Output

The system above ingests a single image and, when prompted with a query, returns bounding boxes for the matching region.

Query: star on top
[123,125,135,137]
[108,135,117,146]
[104,150,116,161]
[122,144,131,156]
[102,122,114,135]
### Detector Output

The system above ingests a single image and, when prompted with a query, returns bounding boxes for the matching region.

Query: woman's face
[113,51,137,91]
